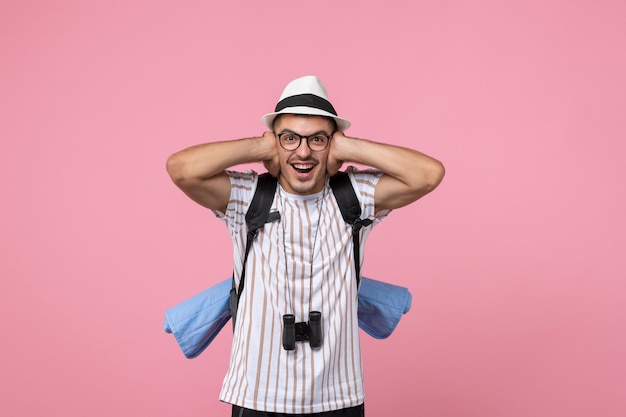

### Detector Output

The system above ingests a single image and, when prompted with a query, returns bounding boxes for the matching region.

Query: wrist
[257,132,278,161]
[331,133,357,162]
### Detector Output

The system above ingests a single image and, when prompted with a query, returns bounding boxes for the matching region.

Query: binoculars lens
[282,314,296,350]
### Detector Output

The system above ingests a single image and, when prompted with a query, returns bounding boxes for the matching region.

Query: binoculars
[282,311,322,350]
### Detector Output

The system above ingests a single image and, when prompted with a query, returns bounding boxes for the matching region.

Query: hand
[326,131,345,176]
[261,131,280,177]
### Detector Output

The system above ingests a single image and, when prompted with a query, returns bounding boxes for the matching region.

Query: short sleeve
[212,170,259,235]
[346,166,391,224]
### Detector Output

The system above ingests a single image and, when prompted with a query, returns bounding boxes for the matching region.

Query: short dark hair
[272,114,337,132]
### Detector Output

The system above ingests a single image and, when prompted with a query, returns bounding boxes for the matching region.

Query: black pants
[232,404,364,417]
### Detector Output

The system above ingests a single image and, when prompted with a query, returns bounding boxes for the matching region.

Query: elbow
[418,158,445,195]
[429,159,446,189]
[165,152,188,185]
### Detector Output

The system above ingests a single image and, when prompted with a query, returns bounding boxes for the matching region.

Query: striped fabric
[216,168,385,414]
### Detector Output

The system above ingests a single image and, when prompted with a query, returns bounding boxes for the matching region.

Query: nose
[294,138,312,156]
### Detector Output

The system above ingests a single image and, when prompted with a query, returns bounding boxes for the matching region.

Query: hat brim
[261,106,351,132]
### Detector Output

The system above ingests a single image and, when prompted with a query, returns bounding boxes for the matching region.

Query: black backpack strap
[330,172,373,288]
[230,173,278,327]
[245,173,280,235]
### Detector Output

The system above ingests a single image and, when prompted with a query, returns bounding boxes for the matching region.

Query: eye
[311,135,326,144]
[283,134,297,143]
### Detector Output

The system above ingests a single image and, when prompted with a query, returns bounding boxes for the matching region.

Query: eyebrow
[277,129,331,136]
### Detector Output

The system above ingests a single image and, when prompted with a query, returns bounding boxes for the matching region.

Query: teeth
[292,163,314,174]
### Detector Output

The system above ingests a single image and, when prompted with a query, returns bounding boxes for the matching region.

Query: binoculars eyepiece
[282,311,322,350]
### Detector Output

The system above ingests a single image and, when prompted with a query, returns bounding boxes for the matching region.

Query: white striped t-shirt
[215,167,387,414]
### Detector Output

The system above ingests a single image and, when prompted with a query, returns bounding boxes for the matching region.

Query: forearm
[332,134,445,210]
[166,134,276,211]
[166,135,273,183]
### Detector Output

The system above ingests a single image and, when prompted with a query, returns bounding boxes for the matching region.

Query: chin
[291,183,319,195]
[284,175,324,195]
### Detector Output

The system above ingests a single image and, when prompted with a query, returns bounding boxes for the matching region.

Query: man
[166,76,444,416]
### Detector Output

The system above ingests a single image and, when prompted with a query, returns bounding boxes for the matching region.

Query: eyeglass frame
[274,130,335,152]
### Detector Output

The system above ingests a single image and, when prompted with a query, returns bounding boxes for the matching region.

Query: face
[273,114,335,195]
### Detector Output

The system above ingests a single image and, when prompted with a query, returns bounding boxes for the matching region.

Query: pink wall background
[1,1,624,416]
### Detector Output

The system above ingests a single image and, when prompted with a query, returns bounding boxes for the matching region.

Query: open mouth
[292,163,315,174]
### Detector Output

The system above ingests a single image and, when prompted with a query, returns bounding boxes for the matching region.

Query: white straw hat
[261,75,351,131]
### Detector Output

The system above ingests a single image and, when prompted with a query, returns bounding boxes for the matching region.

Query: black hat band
[275,94,337,116]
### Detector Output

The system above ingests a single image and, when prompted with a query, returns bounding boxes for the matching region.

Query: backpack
[229,171,373,327]
[163,172,413,359]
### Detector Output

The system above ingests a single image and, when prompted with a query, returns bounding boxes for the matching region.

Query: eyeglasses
[276,131,333,152]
